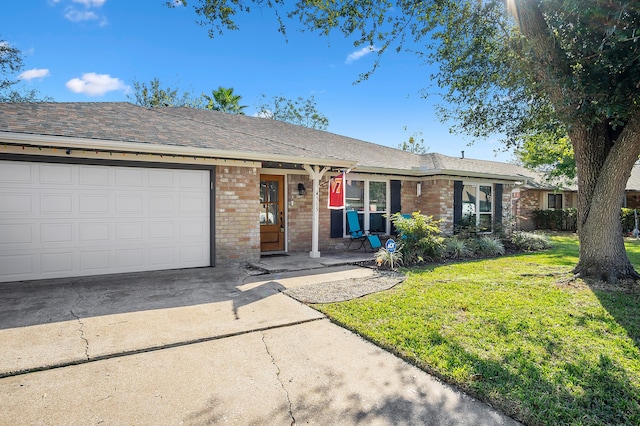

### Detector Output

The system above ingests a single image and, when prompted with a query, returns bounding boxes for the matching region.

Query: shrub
[473,235,505,256]
[510,231,552,251]
[445,236,473,259]
[375,246,403,270]
[391,212,445,265]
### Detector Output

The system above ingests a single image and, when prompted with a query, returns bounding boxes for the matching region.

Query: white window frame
[344,176,390,236]
[462,182,494,232]
[545,192,564,210]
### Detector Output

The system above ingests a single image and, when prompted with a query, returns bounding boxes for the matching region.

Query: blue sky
[2,0,513,162]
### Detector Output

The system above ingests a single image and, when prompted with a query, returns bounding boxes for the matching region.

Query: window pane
[478,214,492,232]
[479,185,492,213]
[462,185,476,219]
[268,181,279,202]
[369,181,387,212]
[346,180,364,212]
[370,213,385,233]
[267,204,278,225]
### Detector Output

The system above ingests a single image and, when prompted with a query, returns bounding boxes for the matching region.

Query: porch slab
[250,251,375,273]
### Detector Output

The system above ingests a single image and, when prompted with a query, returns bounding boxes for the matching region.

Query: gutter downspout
[303,165,329,258]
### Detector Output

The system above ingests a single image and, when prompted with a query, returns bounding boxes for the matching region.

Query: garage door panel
[40,164,73,185]
[0,224,33,245]
[79,166,109,186]
[80,250,111,271]
[0,193,33,214]
[116,167,144,187]
[40,223,74,243]
[0,162,33,183]
[41,251,75,274]
[0,161,211,282]
[41,193,73,214]
[79,194,110,214]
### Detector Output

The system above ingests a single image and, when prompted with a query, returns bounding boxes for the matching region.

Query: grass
[314,234,640,425]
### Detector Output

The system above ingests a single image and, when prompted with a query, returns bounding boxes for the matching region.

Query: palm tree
[204,86,247,114]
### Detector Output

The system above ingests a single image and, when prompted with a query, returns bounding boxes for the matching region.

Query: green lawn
[315,235,640,426]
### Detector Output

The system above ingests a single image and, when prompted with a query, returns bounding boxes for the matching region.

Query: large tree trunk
[571,112,640,282]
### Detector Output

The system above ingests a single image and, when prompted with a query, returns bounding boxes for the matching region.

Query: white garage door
[0,160,211,283]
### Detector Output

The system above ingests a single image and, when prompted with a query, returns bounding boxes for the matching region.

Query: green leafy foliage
[129,78,204,108]
[256,94,329,129]
[390,212,445,264]
[375,245,403,270]
[0,37,52,102]
[515,132,576,180]
[397,127,428,154]
[532,208,578,231]
[203,86,247,114]
[472,235,505,256]
[509,231,552,252]
[444,236,473,259]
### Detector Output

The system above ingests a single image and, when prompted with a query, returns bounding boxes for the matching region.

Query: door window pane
[260,179,279,225]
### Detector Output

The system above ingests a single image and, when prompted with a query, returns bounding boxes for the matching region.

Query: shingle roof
[0,101,551,183]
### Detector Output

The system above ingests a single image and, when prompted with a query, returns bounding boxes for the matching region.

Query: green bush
[445,236,473,259]
[473,235,505,256]
[510,231,552,251]
[391,212,445,265]
[532,208,577,231]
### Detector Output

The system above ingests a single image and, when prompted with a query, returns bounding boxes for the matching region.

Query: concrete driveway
[0,265,520,425]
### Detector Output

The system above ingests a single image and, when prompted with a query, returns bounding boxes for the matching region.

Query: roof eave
[354,165,530,182]
[0,132,356,169]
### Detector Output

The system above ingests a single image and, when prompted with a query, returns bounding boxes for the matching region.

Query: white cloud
[64,9,98,22]
[18,68,51,81]
[345,45,380,64]
[72,0,106,6]
[66,72,129,96]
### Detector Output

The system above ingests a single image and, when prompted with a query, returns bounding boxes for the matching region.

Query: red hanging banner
[328,172,345,209]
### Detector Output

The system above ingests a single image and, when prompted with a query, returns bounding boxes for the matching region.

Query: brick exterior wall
[419,179,455,234]
[287,174,313,252]
[512,188,542,231]
[215,166,261,265]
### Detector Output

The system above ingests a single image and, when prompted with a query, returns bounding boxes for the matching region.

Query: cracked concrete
[261,331,296,426]
[69,310,90,361]
[0,266,521,425]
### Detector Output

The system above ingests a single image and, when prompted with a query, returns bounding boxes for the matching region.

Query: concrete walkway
[0,260,521,425]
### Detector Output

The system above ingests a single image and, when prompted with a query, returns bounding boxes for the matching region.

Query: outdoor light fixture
[298,183,306,196]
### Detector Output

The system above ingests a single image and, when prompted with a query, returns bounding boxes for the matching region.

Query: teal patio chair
[346,210,382,252]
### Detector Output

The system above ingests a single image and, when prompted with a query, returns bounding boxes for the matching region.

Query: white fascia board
[353,165,530,182]
[0,132,355,169]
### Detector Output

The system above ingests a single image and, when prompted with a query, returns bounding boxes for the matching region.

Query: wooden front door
[260,175,285,252]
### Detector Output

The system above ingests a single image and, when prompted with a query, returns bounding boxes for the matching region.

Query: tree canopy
[203,86,247,114]
[129,78,204,108]
[256,94,329,129]
[0,37,52,102]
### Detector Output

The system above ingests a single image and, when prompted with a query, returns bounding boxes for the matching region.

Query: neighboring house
[0,102,538,282]
[625,164,640,209]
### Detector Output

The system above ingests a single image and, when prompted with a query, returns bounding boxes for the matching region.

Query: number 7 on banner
[328,172,345,209]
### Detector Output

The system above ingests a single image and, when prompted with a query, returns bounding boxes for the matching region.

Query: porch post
[303,165,329,258]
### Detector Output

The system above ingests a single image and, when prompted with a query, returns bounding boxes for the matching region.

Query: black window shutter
[495,184,503,221]
[495,184,503,228]
[390,180,402,235]
[330,209,344,238]
[390,180,402,214]
[454,181,463,227]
